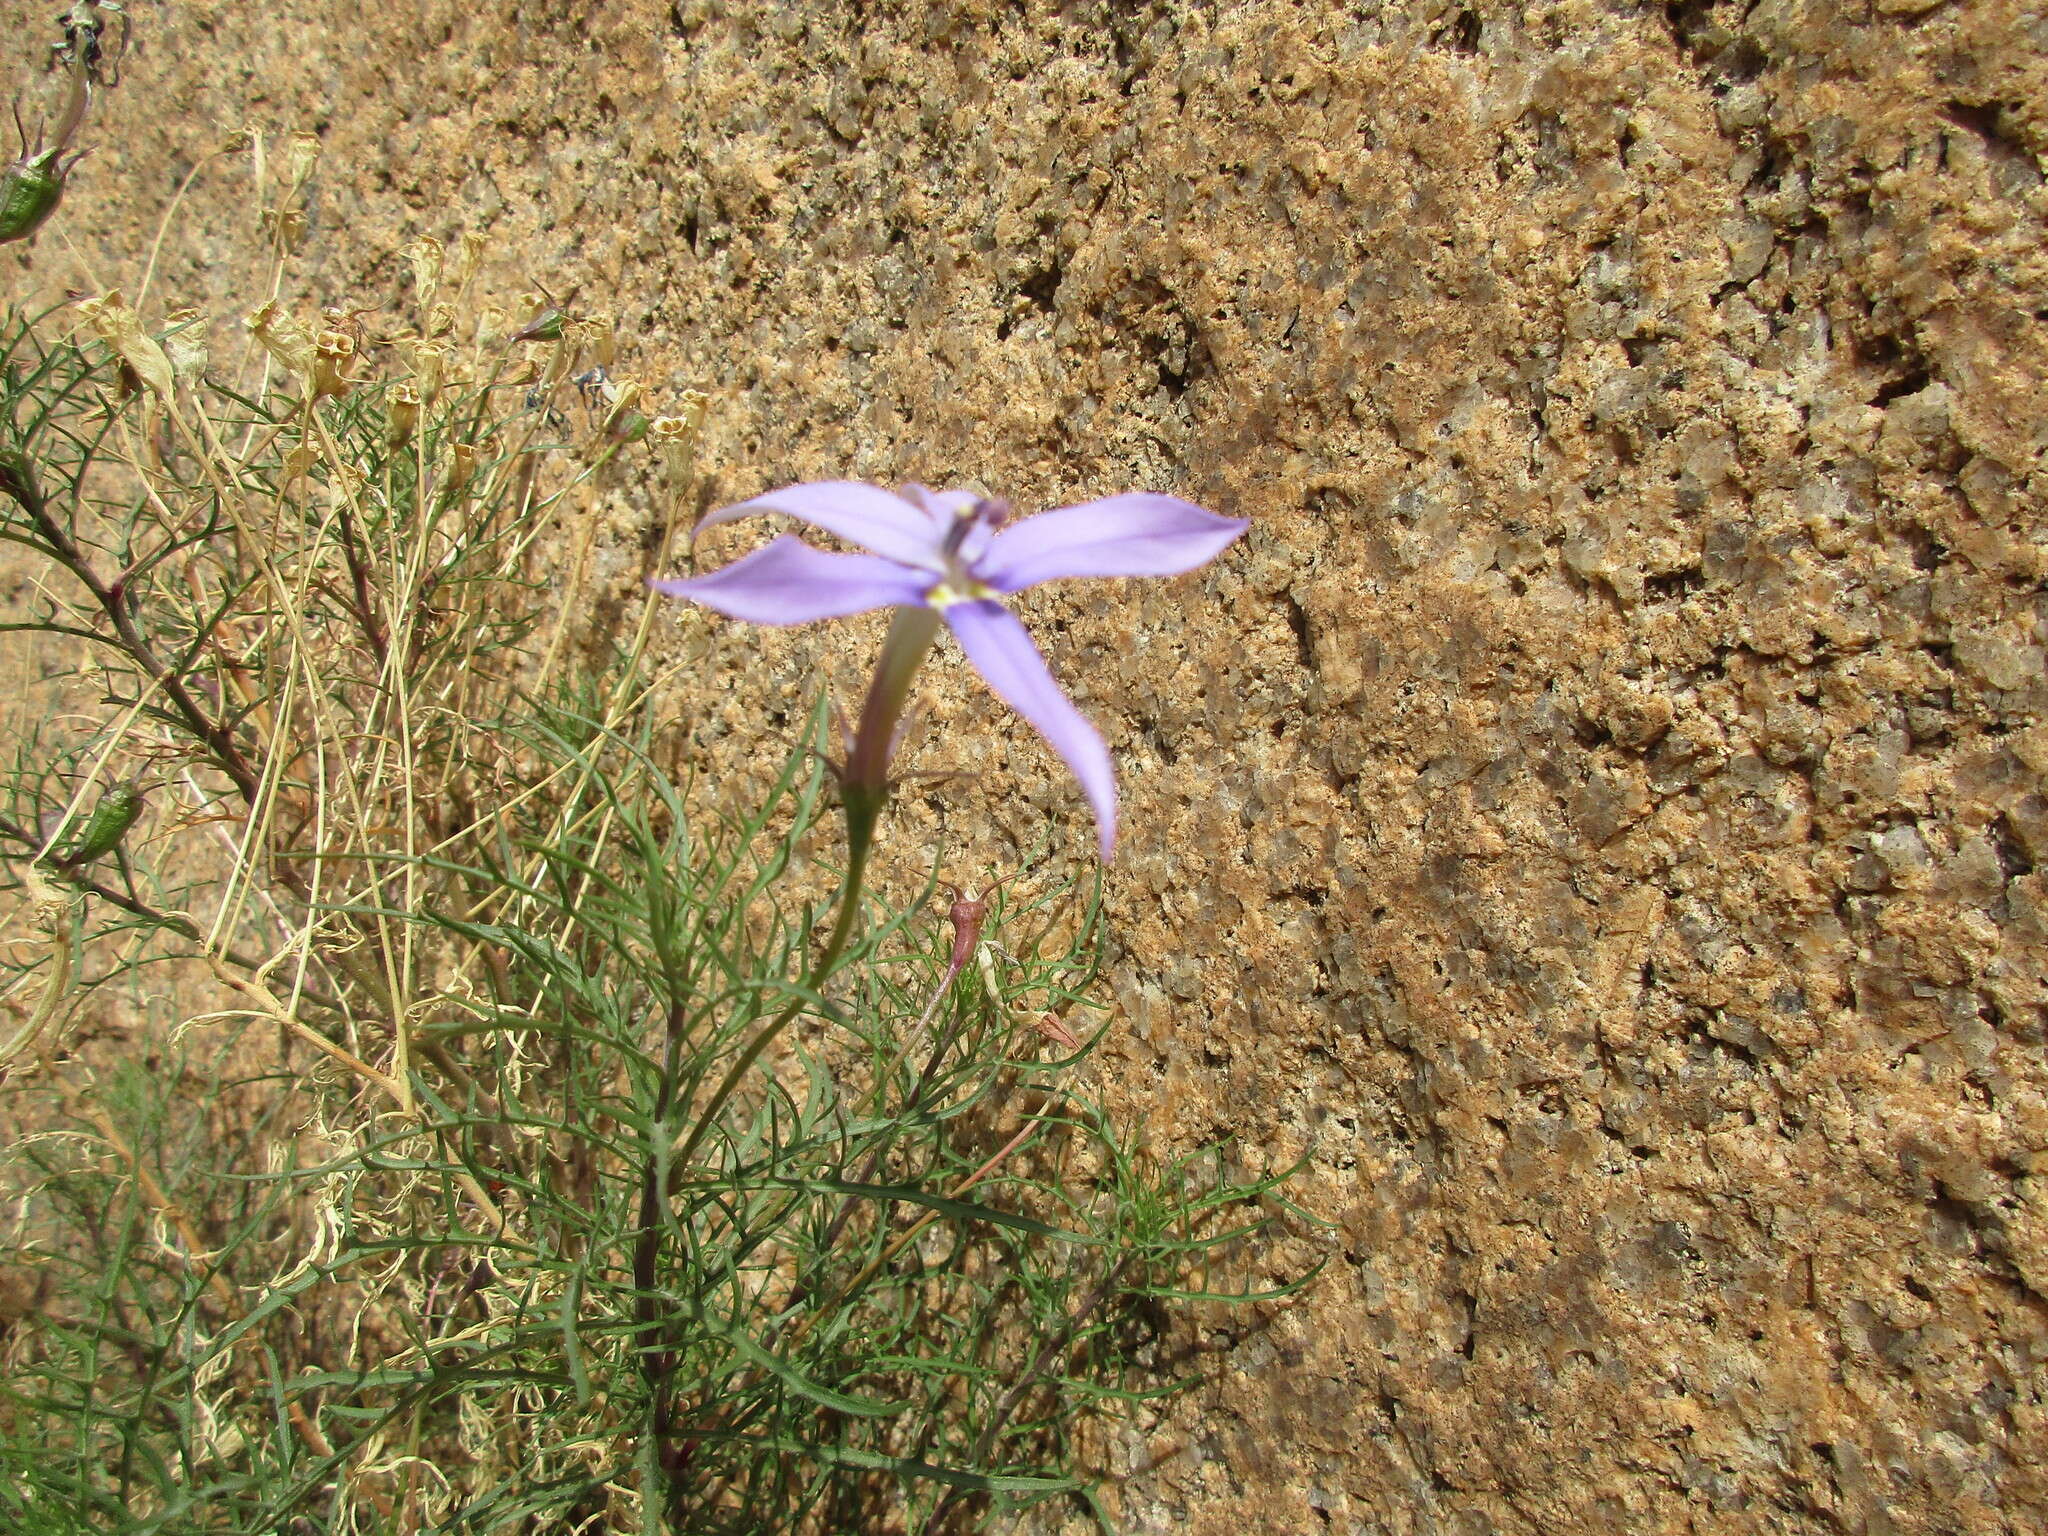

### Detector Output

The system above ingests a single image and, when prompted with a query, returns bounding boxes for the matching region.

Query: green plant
[0,203,1306,1531]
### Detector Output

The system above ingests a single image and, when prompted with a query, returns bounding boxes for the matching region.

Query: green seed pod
[53,781,144,869]
[512,307,565,343]
[0,148,70,245]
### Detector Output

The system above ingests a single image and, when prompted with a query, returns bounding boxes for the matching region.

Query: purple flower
[653,482,1247,859]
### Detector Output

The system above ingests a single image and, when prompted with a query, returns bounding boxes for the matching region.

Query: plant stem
[663,801,873,1166]
[0,449,262,804]
[634,605,937,1505]
[666,597,928,1171]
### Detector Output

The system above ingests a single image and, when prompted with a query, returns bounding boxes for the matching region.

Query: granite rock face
[13,0,2046,1529]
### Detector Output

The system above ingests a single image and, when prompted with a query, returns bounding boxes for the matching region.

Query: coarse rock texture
[8,0,2046,1530]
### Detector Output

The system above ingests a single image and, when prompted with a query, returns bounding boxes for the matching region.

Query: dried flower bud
[264,206,307,252]
[405,340,448,402]
[311,328,358,399]
[387,381,421,447]
[405,237,443,306]
[77,291,174,399]
[597,379,643,438]
[451,228,488,293]
[216,125,255,155]
[323,462,366,503]
[162,307,210,382]
[246,302,315,387]
[440,441,479,503]
[1031,1012,1083,1052]
[573,312,616,368]
[284,129,321,195]
[649,411,702,490]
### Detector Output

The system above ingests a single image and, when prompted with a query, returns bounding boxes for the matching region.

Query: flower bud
[513,306,565,344]
[51,781,145,870]
[596,377,639,429]
[0,148,74,245]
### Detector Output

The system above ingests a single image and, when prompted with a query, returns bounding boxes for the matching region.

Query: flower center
[926,498,1004,608]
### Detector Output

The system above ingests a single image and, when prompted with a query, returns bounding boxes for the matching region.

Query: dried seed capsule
[247,301,316,382]
[438,441,479,505]
[404,236,442,305]
[311,328,358,399]
[0,146,70,244]
[76,290,175,399]
[386,381,421,447]
[52,781,144,869]
[284,128,321,195]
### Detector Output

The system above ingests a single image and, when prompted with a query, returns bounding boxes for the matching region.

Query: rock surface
[9,0,2045,1529]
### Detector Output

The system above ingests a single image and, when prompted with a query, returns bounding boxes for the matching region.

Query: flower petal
[651,536,933,626]
[974,493,1248,594]
[944,599,1118,860]
[897,483,981,523]
[695,481,945,569]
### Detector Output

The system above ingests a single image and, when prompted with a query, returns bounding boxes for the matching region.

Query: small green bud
[52,782,144,869]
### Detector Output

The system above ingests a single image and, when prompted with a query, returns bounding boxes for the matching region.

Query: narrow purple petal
[973,493,1248,594]
[695,481,945,569]
[944,600,1118,860]
[651,536,933,626]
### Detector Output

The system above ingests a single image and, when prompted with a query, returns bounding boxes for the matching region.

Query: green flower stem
[845,604,941,798]
[637,605,938,1507]
[667,603,937,1170]
[664,766,875,1174]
